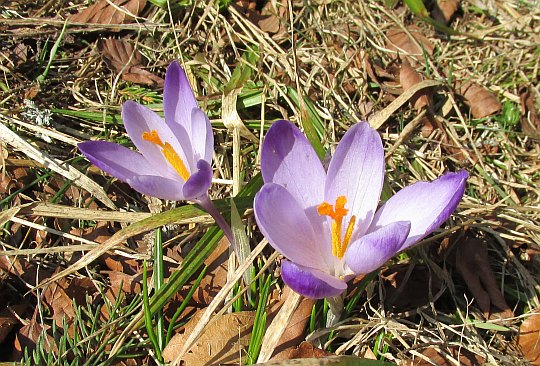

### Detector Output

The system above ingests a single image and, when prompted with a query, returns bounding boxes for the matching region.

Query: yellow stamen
[142,130,190,181]
[317,196,357,259]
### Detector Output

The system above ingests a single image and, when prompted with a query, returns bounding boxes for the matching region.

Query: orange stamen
[142,130,190,181]
[317,196,357,259]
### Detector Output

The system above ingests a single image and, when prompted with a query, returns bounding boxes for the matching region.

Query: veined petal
[190,108,214,164]
[281,260,347,299]
[182,159,212,200]
[78,141,154,181]
[325,122,385,237]
[370,170,468,250]
[129,175,186,201]
[254,183,330,271]
[261,120,326,211]
[345,221,410,274]
[122,101,191,179]
[163,61,198,136]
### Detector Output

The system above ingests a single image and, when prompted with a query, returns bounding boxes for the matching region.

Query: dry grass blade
[257,290,302,363]
[170,239,268,366]
[369,80,441,129]
[0,122,116,210]
[18,202,150,222]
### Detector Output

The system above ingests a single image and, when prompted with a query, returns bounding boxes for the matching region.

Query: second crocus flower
[78,61,213,202]
[254,120,468,299]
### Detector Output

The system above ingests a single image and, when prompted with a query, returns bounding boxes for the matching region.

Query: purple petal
[128,175,186,201]
[370,170,468,250]
[261,120,326,211]
[325,122,385,238]
[163,61,198,136]
[182,159,212,200]
[254,183,332,271]
[78,140,154,181]
[190,108,213,164]
[281,260,347,299]
[122,101,191,180]
[345,221,410,274]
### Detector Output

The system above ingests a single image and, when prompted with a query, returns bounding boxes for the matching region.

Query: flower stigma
[142,130,190,181]
[317,196,356,259]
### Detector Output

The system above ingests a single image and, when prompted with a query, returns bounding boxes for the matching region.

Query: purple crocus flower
[254,120,468,299]
[78,61,213,202]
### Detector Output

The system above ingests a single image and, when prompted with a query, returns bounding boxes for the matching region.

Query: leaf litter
[0,0,539,364]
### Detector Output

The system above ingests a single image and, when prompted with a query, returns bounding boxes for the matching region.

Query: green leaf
[470,322,511,331]
[287,87,325,159]
[225,46,260,93]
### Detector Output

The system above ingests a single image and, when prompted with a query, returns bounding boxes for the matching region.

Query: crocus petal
[122,100,191,180]
[261,120,326,212]
[325,122,385,237]
[129,175,186,201]
[182,159,212,200]
[78,141,154,181]
[190,108,213,164]
[370,170,468,250]
[281,260,347,299]
[254,183,331,271]
[345,221,410,274]
[163,61,198,136]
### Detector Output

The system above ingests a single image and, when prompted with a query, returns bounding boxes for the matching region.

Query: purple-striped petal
[325,122,385,238]
[163,61,198,135]
[261,120,326,212]
[370,170,468,250]
[345,221,410,274]
[78,140,154,181]
[182,159,212,200]
[122,101,191,180]
[254,183,331,271]
[128,175,185,201]
[190,108,213,164]
[281,260,347,299]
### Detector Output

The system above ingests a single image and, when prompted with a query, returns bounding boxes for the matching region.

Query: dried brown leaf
[268,287,316,360]
[412,345,485,365]
[455,237,513,318]
[432,0,460,24]
[520,86,540,138]
[234,0,288,35]
[399,59,430,111]
[460,82,501,119]
[518,309,540,364]
[162,311,255,365]
[273,341,331,361]
[99,38,164,87]
[387,26,435,58]
[71,0,146,25]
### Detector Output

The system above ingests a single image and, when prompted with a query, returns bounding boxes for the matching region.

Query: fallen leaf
[518,309,540,364]
[460,82,502,119]
[71,0,146,25]
[399,59,430,111]
[272,341,331,361]
[519,86,540,138]
[234,0,288,35]
[162,310,255,365]
[431,0,460,24]
[412,345,485,365]
[454,236,513,318]
[382,264,442,311]
[99,38,164,87]
[387,26,435,58]
[268,287,316,360]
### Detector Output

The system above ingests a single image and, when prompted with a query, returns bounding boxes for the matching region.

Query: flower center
[317,196,356,259]
[142,130,190,181]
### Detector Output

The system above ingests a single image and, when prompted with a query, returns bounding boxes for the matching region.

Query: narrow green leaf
[224,46,260,93]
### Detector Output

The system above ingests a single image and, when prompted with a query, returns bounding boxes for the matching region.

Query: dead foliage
[71,0,147,25]
[519,309,540,365]
[99,38,164,87]
[459,82,502,119]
